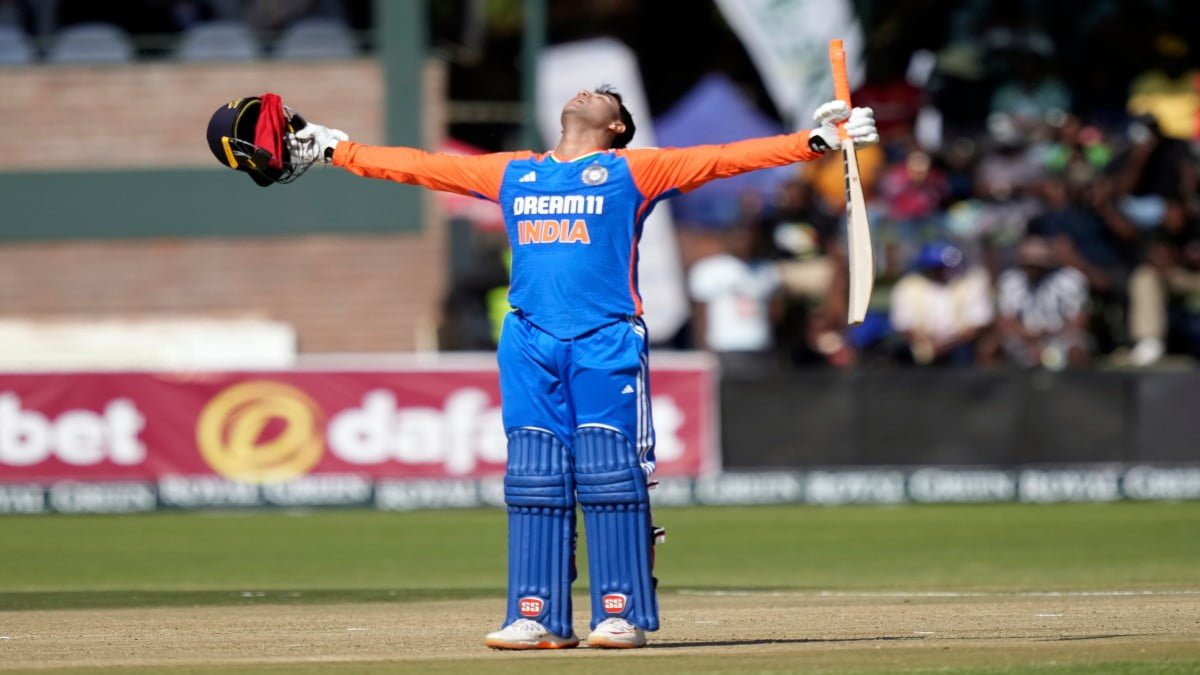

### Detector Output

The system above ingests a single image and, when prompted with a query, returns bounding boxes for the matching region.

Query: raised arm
[624,101,877,201]
[332,143,530,202]
[286,121,528,202]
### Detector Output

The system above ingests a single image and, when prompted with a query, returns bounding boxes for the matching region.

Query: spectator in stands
[976,113,1044,203]
[941,136,980,204]
[877,148,950,251]
[1028,171,1142,353]
[1026,173,1132,295]
[1110,114,1199,225]
[1127,33,1199,141]
[1126,200,1200,365]
[890,242,994,366]
[688,199,781,371]
[761,176,843,366]
[996,235,1091,369]
[1041,114,1112,185]
[970,113,1045,274]
[989,48,1071,131]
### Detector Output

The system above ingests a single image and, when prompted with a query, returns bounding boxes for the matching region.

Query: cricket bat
[829,39,874,325]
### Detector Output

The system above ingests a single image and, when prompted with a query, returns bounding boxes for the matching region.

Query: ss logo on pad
[518,596,545,617]
[602,593,627,613]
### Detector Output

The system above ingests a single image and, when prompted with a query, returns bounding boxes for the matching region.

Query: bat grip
[829,39,852,104]
[829,39,852,140]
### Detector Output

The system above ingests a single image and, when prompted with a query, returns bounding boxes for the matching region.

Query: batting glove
[287,121,349,164]
[808,101,879,152]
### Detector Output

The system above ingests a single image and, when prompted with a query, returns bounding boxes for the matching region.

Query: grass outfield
[1,501,1198,604]
[1,502,1199,673]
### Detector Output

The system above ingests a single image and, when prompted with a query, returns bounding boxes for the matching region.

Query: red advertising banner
[0,356,717,492]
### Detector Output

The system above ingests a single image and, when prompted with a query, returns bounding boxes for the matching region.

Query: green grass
[2,502,1199,673]
[0,501,1198,611]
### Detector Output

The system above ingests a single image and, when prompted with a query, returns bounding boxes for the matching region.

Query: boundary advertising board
[0,354,718,513]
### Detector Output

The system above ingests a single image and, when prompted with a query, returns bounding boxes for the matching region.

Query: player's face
[562,90,621,130]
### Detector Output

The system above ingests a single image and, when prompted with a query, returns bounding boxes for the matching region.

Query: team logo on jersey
[602,593,627,614]
[582,163,608,186]
[518,596,546,617]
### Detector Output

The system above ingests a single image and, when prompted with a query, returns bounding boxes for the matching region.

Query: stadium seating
[46,22,134,65]
[177,20,262,61]
[0,24,35,65]
[273,17,357,60]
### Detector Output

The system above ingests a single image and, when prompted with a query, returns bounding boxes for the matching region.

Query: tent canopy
[653,73,792,228]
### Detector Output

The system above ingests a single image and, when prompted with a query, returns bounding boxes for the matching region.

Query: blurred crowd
[683,22,1200,371]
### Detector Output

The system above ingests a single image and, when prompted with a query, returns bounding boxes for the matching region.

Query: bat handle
[829,39,852,141]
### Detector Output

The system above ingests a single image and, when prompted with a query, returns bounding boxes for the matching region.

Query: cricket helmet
[914,242,963,271]
[206,94,311,186]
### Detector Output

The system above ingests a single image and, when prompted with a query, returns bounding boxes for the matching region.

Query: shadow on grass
[650,635,922,649]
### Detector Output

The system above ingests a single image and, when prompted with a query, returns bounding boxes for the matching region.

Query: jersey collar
[547,149,607,163]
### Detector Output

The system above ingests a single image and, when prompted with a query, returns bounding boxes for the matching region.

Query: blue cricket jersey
[333,135,823,338]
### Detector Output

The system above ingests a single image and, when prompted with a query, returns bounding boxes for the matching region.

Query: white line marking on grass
[677,589,1200,598]
[1036,613,1063,617]
[914,631,935,635]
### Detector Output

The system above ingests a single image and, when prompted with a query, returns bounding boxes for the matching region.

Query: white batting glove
[287,121,349,164]
[808,101,879,152]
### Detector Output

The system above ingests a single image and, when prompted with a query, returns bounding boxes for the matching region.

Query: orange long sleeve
[332,142,531,202]
[622,131,822,201]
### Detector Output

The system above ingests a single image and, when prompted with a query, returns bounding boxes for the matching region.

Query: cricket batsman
[276,87,877,649]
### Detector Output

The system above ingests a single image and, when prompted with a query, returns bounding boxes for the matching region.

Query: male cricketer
[287,88,878,650]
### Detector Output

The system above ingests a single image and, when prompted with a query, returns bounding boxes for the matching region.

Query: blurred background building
[0,0,1197,372]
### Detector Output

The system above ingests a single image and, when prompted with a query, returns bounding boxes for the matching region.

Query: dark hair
[595,85,636,149]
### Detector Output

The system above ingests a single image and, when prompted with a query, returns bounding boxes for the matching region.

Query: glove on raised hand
[287,121,349,164]
[807,101,879,153]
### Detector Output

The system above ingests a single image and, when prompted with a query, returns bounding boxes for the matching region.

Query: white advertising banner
[714,0,865,130]
[536,38,689,343]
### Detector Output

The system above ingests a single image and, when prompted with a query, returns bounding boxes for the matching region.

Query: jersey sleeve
[622,132,823,201]
[332,142,530,202]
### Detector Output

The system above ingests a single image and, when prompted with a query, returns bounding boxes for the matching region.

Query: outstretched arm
[333,143,528,201]
[625,102,877,201]
[287,122,528,202]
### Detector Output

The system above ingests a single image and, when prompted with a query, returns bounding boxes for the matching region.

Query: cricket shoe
[484,619,579,650]
[586,617,646,648]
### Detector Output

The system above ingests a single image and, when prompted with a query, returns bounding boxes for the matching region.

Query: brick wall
[0,61,450,355]
[0,233,442,352]
[0,60,384,170]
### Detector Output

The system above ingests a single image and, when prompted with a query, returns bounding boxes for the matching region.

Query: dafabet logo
[196,381,325,483]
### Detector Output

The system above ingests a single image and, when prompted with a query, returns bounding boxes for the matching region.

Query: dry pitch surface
[3,590,1199,673]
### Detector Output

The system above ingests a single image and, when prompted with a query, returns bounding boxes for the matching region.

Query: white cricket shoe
[586,617,646,648]
[484,619,579,650]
